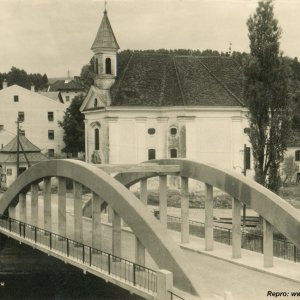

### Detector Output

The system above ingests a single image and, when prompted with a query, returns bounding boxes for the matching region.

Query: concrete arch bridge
[0,159,300,300]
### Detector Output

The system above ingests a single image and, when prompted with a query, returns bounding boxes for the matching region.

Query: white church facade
[80,9,252,176]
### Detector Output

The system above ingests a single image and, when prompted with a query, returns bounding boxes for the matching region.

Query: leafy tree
[58,94,85,156]
[282,156,298,185]
[80,58,95,87]
[244,0,293,193]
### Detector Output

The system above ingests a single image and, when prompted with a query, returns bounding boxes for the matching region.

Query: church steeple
[92,8,119,91]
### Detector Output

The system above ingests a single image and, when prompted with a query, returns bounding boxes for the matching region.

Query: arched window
[170,148,177,158]
[148,128,156,135]
[170,127,177,136]
[94,98,98,108]
[95,128,100,150]
[295,150,300,161]
[105,58,112,74]
[148,149,156,160]
[94,58,99,74]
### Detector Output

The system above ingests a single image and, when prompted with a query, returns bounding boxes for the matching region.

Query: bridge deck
[4,193,300,300]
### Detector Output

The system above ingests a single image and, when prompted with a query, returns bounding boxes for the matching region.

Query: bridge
[0,159,300,299]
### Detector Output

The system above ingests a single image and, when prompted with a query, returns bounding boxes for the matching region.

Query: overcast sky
[0,0,299,78]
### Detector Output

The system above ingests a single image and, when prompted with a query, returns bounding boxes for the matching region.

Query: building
[0,83,66,158]
[80,9,252,176]
[0,135,48,187]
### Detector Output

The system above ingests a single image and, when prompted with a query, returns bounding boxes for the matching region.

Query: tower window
[148,149,156,160]
[95,58,99,74]
[94,98,98,108]
[170,148,178,158]
[295,150,300,162]
[148,128,156,135]
[95,128,100,150]
[18,111,25,121]
[48,130,54,140]
[105,58,112,74]
[170,127,177,136]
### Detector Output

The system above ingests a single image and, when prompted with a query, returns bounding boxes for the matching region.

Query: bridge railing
[0,214,157,294]
[166,214,300,263]
[168,290,185,299]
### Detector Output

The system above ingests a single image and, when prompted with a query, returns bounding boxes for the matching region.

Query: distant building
[80,9,252,177]
[285,128,300,182]
[48,78,86,107]
[0,135,48,187]
[0,84,66,158]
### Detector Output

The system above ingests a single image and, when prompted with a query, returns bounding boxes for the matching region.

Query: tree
[244,0,293,193]
[58,94,85,156]
[80,58,95,88]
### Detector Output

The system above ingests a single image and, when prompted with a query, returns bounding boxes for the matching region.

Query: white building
[80,9,252,177]
[0,83,66,158]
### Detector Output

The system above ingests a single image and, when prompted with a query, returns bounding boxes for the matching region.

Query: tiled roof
[50,80,85,92]
[38,91,64,103]
[0,136,41,153]
[91,11,119,51]
[0,152,48,163]
[110,52,245,107]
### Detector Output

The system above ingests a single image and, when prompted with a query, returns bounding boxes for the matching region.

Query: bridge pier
[73,181,83,243]
[263,219,274,267]
[19,193,27,223]
[205,183,214,251]
[92,192,103,250]
[232,197,241,259]
[112,210,121,257]
[58,177,67,237]
[44,177,52,232]
[31,183,39,227]
[135,179,147,266]
[159,175,168,228]
[181,177,189,244]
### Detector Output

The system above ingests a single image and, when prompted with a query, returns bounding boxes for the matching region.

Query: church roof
[0,135,41,153]
[91,11,120,51]
[110,52,245,107]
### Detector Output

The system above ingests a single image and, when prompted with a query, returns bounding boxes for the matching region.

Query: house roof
[49,79,85,92]
[0,135,41,153]
[38,91,64,103]
[110,52,245,107]
[0,152,48,163]
[91,11,119,51]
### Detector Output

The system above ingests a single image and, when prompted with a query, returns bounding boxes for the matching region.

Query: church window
[148,149,156,160]
[94,98,98,107]
[95,128,100,150]
[18,111,25,121]
[105,58,112,74]
[19,130,25,136]
[295,150,300,162]
[95,58,99,74]
[170,127,177,136]
[170,148,178,158]
[148,128,156,135]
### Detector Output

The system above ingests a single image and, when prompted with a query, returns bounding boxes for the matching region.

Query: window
[7,169,12,176]
[105,57,112,74]
[295,150,300,162]
[48,130,54,140]
[19,130,25,136]
[170,127,177,136]
[66,96,70,102]
[48,149,55,158]
[95,58,99,74]
[148,149,156,160]
[18,111,24,121]
[95,128,100,150]
[94,98,98,108]
[170,148,178,158]
[14,95,19,102]
[148,128,156,135]
[245,147,251,169]
[48,112,54,121]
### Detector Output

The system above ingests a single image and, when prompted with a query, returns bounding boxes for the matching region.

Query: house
[0,135,48,187]
[0,83,66,158]
[80,9,252,177]
[48,78,86,107]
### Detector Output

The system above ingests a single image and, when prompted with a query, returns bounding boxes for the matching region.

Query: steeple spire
[104,0,107,13]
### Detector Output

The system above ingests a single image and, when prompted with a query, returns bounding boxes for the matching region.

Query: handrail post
[9,219,11,232]
[108,253,111,274]
[89,247,92,266]
[82,244,85,263]
[49,232,52,250]
[133,263,136,286]
[34,227,37,243]
[205,183,213,250]
[232,197,242,259]
[67,238,69,257]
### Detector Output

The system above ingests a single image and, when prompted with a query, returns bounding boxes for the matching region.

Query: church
[80,8,252,176]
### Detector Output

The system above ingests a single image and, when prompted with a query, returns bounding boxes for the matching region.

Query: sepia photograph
[0,0,300,299]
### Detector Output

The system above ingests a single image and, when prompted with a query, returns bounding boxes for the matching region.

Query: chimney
[2,80,7,89]
[31,85,35,92]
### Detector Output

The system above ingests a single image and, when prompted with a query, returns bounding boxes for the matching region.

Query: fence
[166,214,300,263]
[0,214,157,294]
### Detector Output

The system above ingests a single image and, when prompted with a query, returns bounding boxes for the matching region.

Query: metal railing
[166,214,300,263]
[0,214,157,294]
[168,290,185,300]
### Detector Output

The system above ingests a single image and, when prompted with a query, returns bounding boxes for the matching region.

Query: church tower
[91,8,119,90]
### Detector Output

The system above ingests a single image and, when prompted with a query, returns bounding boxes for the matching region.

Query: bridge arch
[0,159,200,296]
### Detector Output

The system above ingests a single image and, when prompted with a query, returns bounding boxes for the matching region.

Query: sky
[0,0,300,78]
